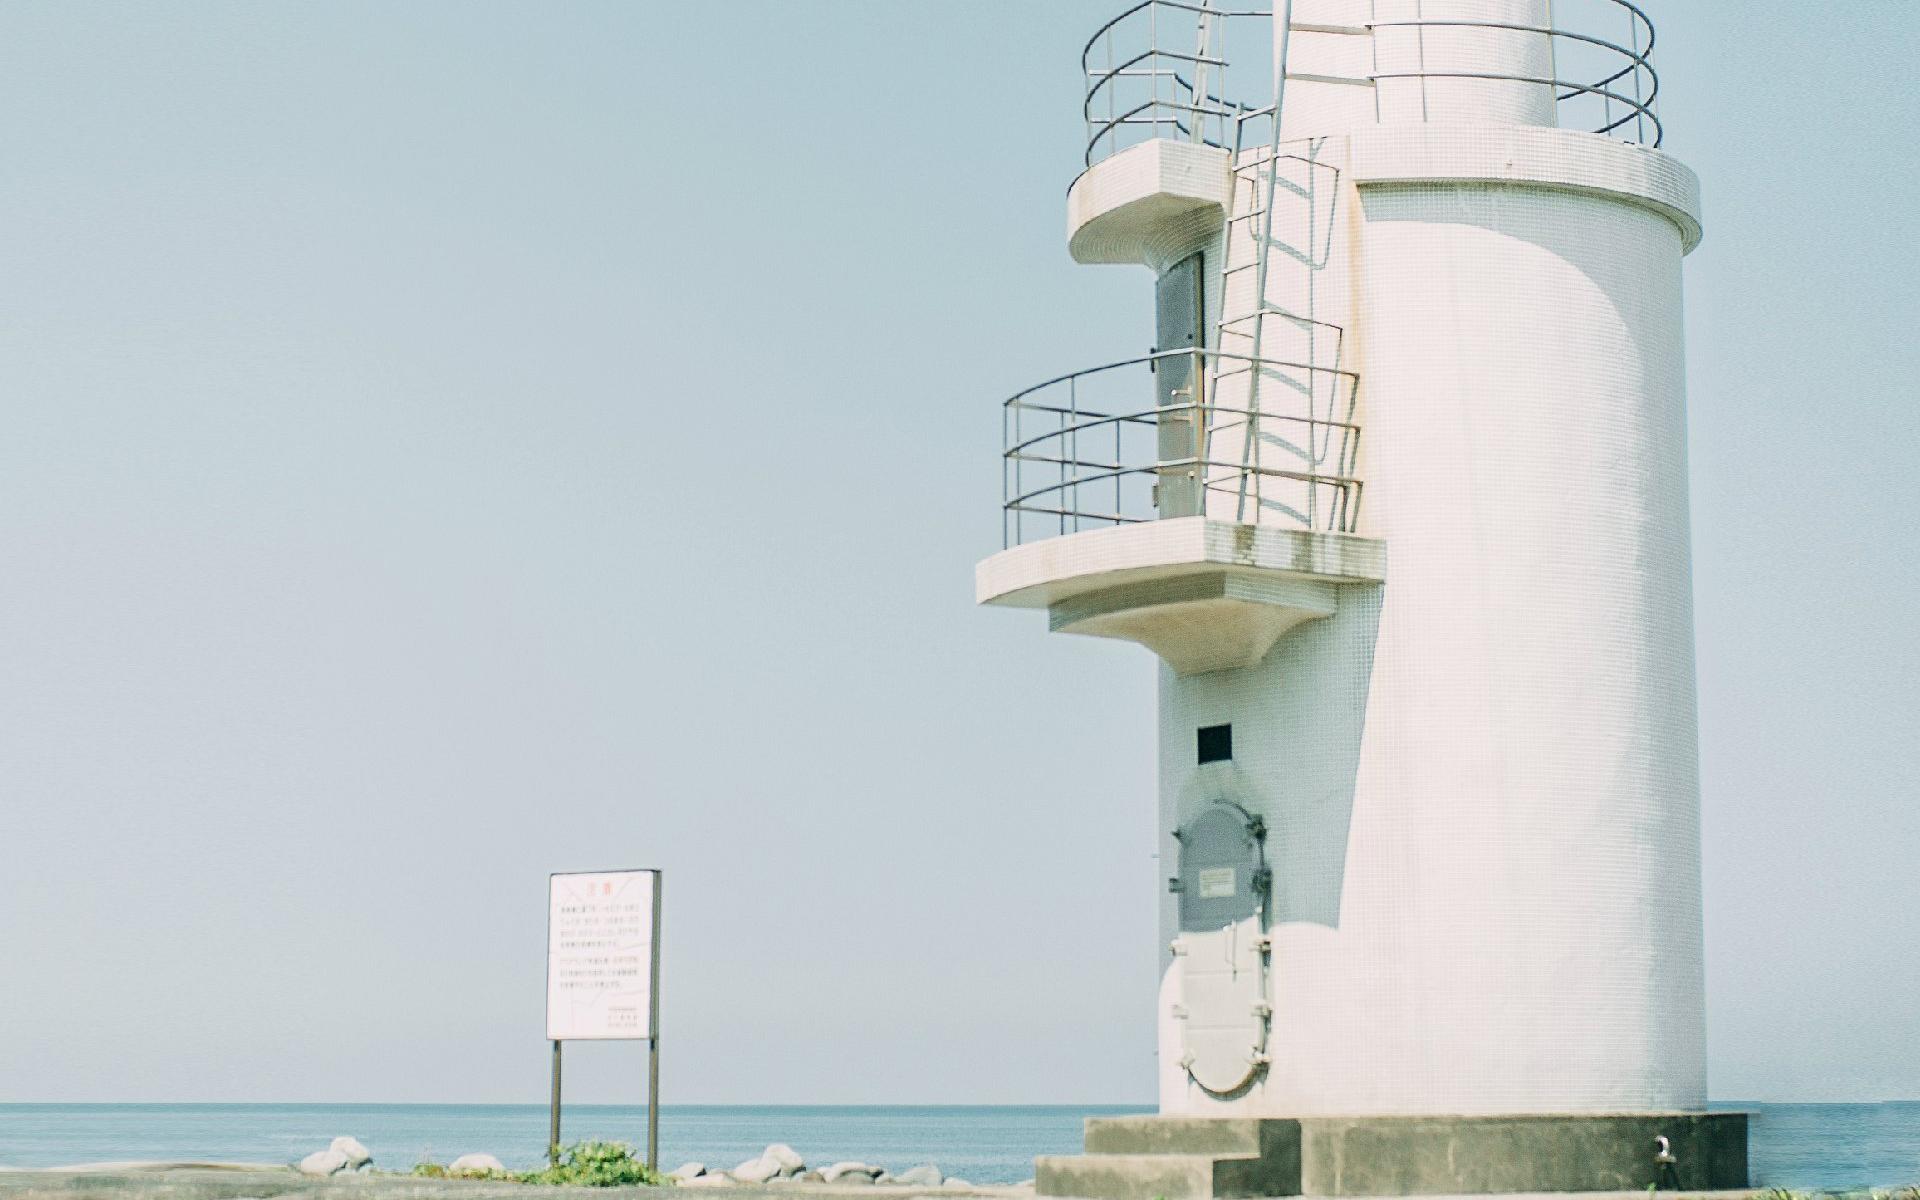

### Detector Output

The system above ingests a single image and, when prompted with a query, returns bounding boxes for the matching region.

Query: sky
[0,1,1916,1107]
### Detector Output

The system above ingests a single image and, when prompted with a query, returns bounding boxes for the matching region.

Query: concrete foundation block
[1037,1112,1748,1198]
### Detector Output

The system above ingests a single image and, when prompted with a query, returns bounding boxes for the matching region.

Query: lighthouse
[976,1,1746,1194]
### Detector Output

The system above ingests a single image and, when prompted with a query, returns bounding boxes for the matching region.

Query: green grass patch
[412,1141,664,1187]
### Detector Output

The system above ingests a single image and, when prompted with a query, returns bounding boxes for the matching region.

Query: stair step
[1084,1116,1264,1156]
[1035,1153,1222,1200]
[1037,1150,1298,1200]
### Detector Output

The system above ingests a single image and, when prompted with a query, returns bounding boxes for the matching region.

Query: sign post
[545,868,661,1170]
[647,869,662,1170]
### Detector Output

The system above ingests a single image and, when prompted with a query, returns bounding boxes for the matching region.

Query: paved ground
[0,1167,1807,1200]
[0,1167,1032,1200]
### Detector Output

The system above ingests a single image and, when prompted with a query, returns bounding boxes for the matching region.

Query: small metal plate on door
[1197,867,1237,898]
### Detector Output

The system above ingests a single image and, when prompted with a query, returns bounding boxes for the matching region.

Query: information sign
[546,869,656,1041]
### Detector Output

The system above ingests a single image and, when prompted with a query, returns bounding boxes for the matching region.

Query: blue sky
[0,1,1915,1105]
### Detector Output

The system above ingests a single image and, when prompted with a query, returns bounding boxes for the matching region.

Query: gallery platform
[976,518,1385,676]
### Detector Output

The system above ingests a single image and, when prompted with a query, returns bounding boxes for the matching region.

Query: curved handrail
[1006,400,1358,462]
[1004,347,1358,408]
[1081,0,1268,72]
[1006,457,1359,515]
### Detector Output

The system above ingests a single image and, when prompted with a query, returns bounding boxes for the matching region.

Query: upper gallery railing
[1082,0,1662,168]
[1081,1,1267,168]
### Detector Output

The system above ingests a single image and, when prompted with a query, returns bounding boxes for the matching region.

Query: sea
[0,1103,1915,1190]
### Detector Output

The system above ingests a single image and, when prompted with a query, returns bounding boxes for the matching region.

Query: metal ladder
[1202,1,1356,530]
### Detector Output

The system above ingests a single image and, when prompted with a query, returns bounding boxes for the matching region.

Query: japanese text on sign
[546,870,654,1041]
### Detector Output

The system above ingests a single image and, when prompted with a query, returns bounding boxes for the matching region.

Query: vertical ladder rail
[1190,1,1221,147]
[1206,1,1295,525]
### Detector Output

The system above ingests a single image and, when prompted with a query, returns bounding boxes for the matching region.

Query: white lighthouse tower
[977,2,1745,1194]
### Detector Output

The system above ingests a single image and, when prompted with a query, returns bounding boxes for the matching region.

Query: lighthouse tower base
[1034,1113,1749,1198]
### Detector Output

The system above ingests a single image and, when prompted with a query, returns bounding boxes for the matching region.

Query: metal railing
[1082,0,1663,169]
[1083,1,1269,167]
[1002,349,1362,548]
[1368,0,1662,147]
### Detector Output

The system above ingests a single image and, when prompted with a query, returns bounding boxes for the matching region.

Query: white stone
[329,1137,372,1168]
[449,1153,505,1175]
[679,1174,734,1188]
[943,1180,972,1189]
[731,1154,782,1184]
[667,1162,707,1181]
[297,1149,350,1177]
[821,1162,881,1183]
[893,1165,942,1187]
[763,1143,804,1176]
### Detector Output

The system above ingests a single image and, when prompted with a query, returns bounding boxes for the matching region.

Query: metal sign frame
[544,867,663,1170]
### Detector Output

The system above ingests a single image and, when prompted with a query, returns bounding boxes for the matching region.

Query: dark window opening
[1197,724,1233,764]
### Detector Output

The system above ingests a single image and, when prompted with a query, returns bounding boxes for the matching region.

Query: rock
[297,1149,350,1177]
[329,1137,373,1168]
[764,1144,805,1177]
[796,1170,826,1183]
[822,1162,881,1183]
[680,1174,734,1188]
[732,1154,783,1184]
[668,1162,707,1181]
[943,1180,972,1190]
[893,1165,942,1187]
[448,1153,505,1175]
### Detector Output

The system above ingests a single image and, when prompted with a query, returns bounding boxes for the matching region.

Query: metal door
[1171,803,1271,1095]
[1154,253,1205,518]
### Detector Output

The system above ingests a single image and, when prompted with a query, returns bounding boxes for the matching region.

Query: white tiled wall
[1157,127,1707,1115]
[1285,0,1557,140]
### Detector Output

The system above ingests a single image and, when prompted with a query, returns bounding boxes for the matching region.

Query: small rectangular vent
[1197,724,1233,764]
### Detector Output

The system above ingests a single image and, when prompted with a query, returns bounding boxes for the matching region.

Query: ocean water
[0,1103,1915,1188]
[0,1106,1139,1183]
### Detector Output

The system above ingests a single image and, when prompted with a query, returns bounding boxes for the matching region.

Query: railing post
[1193,350,1207,517]
[1630,6,1647,145]
[1057,401,1067,539]
[1149,2,1158,139]
[1002,401,1011,549]
[1106,24,1115,158]
[1069,375,1080,534]
[1545,0,1559,128]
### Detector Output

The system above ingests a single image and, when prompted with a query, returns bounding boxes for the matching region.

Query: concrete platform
[1036,1114,1748,1198]
[975,519,1386,675]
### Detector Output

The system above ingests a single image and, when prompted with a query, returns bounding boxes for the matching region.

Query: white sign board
[546,869,655,1041]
